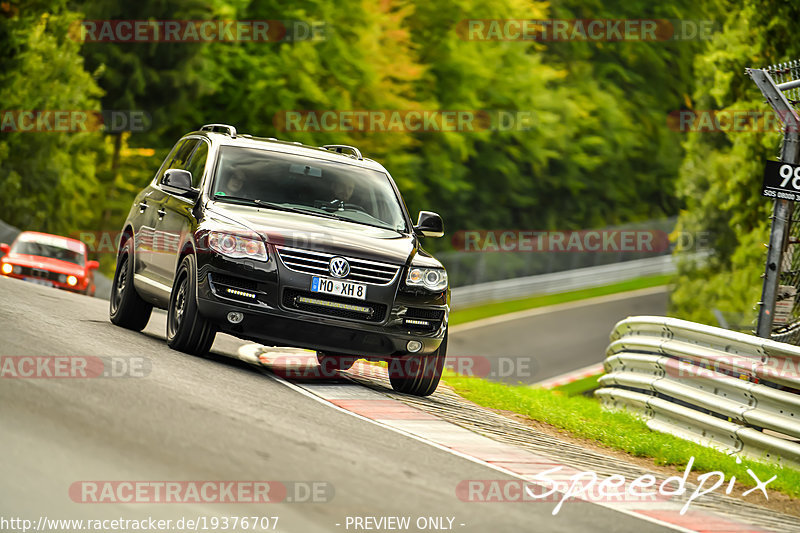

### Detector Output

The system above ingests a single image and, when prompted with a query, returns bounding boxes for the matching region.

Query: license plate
[311,276,367,300]
[24,277,53,287]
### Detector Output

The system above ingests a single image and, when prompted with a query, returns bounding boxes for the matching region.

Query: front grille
[403,307,445,331]
[283,288,387,322]
[277,246,400,285]
[18,266,61,282]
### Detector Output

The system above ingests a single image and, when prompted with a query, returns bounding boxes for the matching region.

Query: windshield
[211,146,409,232]
[12,240,85,266]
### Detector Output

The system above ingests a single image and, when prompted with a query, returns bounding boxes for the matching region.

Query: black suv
[109,124,449,396]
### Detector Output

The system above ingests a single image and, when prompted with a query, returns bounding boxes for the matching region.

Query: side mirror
[87,260,100,270]
[414,211,444,238]
[0,243,9,255]
[162,169,198,199]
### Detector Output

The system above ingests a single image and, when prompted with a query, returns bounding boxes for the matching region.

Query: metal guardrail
[595,316,800,468]
[451,255,678,309]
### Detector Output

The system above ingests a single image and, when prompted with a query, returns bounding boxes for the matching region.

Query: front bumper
[195,248,448,358]
[0,270,89,293]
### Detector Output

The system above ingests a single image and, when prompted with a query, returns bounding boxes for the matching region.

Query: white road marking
[533,362,605,389]
[235,343,694,533]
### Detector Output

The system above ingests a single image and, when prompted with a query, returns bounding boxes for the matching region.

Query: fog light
[227,311,244,324]
[225,287,257,299]
[67,275,78,286]
[1,263,12,275]
[406,340,423,353]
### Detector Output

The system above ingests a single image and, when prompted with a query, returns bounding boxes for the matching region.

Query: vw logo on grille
[328,257,350,278]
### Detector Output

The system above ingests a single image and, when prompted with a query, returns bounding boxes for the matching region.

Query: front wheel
[388,332,447,397]
[167,254,216,356]
[109,238,152,331]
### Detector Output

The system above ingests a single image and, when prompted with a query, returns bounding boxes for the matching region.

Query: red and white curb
[238,344,775,533]
[534,362,604,389]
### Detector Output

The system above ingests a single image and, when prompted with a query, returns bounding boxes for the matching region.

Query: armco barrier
[595,316,800,468]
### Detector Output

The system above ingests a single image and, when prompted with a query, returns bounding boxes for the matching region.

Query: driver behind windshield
[216,167,248,197]
[330,175,355,203]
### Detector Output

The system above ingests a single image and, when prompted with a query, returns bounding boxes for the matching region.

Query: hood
[206,203,418,265]
[3,253,86,275]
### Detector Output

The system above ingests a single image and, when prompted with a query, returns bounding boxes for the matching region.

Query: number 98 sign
[763,161,800,201]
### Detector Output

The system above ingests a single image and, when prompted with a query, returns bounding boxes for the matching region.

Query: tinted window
[211,147,408,232]
[153,140,184,183]
[159,139,199,184]
[184,141,209,188]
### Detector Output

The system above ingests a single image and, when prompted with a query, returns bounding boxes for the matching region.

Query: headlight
[67,276,78,286]
[208,231,268,261]
[1,263,12,275]
[406,267,448,291]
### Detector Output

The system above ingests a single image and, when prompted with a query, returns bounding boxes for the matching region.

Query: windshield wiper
[214,195,340,219]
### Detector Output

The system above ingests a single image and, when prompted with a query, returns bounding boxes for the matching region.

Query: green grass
[441,370,800,498]
[552,373,602,396]
[449,274,672,326]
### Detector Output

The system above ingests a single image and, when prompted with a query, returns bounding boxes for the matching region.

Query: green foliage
[1,0,713,273]
[0,1,103,236]
[670,0,800,326]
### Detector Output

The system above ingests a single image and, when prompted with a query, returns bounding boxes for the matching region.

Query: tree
[0,0,104,236]
[670,0,800,327]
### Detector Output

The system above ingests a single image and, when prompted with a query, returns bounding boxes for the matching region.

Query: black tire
[317,352,357,373]
[388,332,447,397]
[166,254,216,355]
[109,238,152,331]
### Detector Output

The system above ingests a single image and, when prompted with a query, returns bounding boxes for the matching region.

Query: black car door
[145,138,200,289]
[151,138,209,289]
[133,140,184,282]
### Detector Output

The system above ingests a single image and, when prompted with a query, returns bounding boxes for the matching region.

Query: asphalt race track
[0,275,689,533]
[449,287,669,385]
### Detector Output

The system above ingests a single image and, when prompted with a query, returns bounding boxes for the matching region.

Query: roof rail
[200,124,237,138]
[321,144,363,160]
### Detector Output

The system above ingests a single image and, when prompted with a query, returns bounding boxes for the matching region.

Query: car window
[184,141,209,188]
[153,140,184,184]
[211,146,409,232]
[12,240,85,266]
[158,139,199,184]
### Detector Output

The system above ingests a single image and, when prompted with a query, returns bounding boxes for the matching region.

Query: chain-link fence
[749,61,800,342]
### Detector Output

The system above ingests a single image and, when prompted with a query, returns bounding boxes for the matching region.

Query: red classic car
[0,231,99,296]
